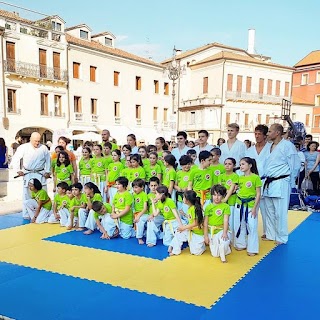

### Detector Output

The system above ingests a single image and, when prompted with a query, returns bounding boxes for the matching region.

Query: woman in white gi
[168,190,205,256]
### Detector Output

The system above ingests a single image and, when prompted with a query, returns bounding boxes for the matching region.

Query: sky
[1,0,319,66]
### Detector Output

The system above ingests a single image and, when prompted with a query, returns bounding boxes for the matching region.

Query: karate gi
[219,140,247,166]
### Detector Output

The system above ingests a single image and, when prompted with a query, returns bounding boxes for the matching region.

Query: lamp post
[165,46,185,131]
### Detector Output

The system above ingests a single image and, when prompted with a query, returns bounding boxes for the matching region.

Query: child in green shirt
[162,154,177,198]
[54,151,74,192]
[210,147,226,185]
[79,147,93,186]
[187,149,198,171]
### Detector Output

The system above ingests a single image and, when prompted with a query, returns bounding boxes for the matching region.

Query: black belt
[263,175,289,191]
[236,196,255,238]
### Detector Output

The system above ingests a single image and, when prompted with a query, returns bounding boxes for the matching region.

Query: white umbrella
[71,131,101,141]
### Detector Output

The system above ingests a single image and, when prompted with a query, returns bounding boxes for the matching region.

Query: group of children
[24,144,262,263]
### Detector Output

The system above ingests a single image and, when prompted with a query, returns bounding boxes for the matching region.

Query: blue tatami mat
[199,212,320,320]
[0,261,205,320]
[45,230,182,260]
[0,212,29,230]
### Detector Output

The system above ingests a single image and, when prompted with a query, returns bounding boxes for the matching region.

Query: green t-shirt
[145,163,162,182]
[176,170,192,202]
[189,167,214,200]
[91,157,107,181]
[210,164,226,185]
[186,205,203,235]
[142,158,150,168]
[107,162,124,183]
[236,174,262,208]
[156,198,177,220]
[54,193,70,210]
[133,191,148,213]
[128,167,146,183]
[51,158,57,173]
[93,202,112,220]
[120,167,130,180]
[100,142,118,151]
[55,164,74,183]
[113,190,133,225]
[70,193,87,217]
[147,193,156,215]
[104,155,113,168]
[204,202,230,233]
[190,164,198,172]
[162,168,176,188]
[32,189,52,210]
[218,172,239,206]
[79,158,92,176]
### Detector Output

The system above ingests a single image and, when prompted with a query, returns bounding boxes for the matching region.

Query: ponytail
[184,190,204,229]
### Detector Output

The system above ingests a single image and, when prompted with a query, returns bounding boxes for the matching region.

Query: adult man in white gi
[11,132,51,218]
[171,131,190,169]
[220,123,246,166]
[193,130,213,164]
[246,124,271,238]
[263,124,300,244]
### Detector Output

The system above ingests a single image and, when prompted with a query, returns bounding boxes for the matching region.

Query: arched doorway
[16,127,53,144]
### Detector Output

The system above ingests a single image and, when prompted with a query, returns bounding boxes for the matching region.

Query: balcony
[225,91,285,104]
[181,97,221,108]
[163,121,169,127]
[74,113,83,122]
[91,114,99,122]
[136,119,141,126]
[4,60,68,82]
[115,117,121,124]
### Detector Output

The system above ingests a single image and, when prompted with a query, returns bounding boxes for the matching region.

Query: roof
[0,9,34,25]
[161,42,249,64]
[65,24,92,32]
[92,31,116,39]
[190,51,293,70]
[66,34,163,68]
[294,50,320,68]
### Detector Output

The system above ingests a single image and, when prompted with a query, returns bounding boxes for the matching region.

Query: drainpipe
[219,59,226,137]
[0,27,7,127]
[66,43,71,130]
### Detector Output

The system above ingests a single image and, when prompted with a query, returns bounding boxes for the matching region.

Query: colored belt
[263,175,289,191]
[107,181,116,188]
[236,196,255,238]
[196,189,210,206]
[209,224,224,237]
[163,219,176,235]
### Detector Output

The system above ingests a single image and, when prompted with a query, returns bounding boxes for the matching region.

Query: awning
[68,125,99,132]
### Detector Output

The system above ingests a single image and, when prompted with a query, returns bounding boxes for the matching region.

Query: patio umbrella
[71,131,101,141]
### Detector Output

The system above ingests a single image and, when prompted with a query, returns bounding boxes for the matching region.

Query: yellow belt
[195,189,210,206]
[92,173,104,185]
[163,219,176,235]
[209,224,224,237]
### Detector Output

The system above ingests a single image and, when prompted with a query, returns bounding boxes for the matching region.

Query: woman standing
[0,138,8,168]
[127,134,139,154]
[305,141,320,194]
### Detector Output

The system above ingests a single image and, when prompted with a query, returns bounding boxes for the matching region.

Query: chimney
[247,29,255,54]
[175,49,182,56]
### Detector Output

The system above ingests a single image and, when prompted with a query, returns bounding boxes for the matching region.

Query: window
[105,37,112,46]
[74,96,82,113]
[135,105,141,119]
[6,42,15,72]
[226,112,230,125]
[257,114,261,123]
[53,52,60,80]
[54,95,62,116]
[246,77,252,93]
[245,113,249,127]
[235,113,240,123]
[306,114,310,126]
[114,102,120,117]
[7,89,16,113]
[164,82,169,95]
[39,49,47,78]
[301,73,309,85]
[227,74,233,91]
[284,81,290,97]
[190,111,195,124]
[236,75,242,93]
[90,66,96,82]
[114,71,120,86]
[316,71,320,83]
[73,62,80,79]
[259,78,264,96]
[80,30,88,40]
[154,80,159,94]
[314,115,320,128]
[91,98,97,114]
[40,93,48,116]
[267,79,272,95]
[164,108,168,122]
[203,77,208,94]
[153,107,158,121]
[292,113,296,121]
[51,21,61,31]
[266,114,270,124]
[275,80,280,96]
[136,76,141,90]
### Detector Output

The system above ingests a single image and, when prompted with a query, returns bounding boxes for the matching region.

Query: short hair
[131,178,145,188]
[254,124,268,136]
[228,123,240,131]
[179,155,192,166]
[30,178,42,191]
[149,176,160,185]
[305,134,313,140]
[92,201,104,212]
[57,182,69,191]
[211,184,227,197]
[295,136,304,142]
[210,147,221,156]
[187,149,196,155]
[198,129,209,137]
[271,123,284,135]
[72,182,83,191]
[103,142,112,149]
[176,131,187,139]
[116,176,129,188]
[199,150,211,162]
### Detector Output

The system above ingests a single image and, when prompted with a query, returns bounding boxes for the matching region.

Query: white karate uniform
[170,230,205,255]
[171,146,191,169]
[135,214,149,239]
[246,142,272,234]
[177,201,189,225]
[193,144,214,165]
[78,208,89,228]
[24,199,51,223]
[48,208,70,226]
[263,139,300,244]
[146,215,165,246]
[108,186,117,205]
[219,140,247,166]
[11,143,51,218]
[101,215,135,239]
[79,175,91,186]
[208,230,232,262]
[162,219,180,246]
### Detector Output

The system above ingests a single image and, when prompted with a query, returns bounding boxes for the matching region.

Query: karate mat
[0,210,315,320]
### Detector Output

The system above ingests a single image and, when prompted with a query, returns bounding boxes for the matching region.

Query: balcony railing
[136,119,141,126]
[74,113,83,121]
[225,91,285,104]
[181,97,221,108]
[91,114,99,122]
[4,59,68,82]
[115,117,121,124]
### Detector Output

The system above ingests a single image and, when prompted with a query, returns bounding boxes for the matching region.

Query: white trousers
[78,208,89,228]
[108,186,117,206]
[135,214,149,239]
[170,230,205,255]
[146,215,165,245]
[101,215,135,239]
[234,205,259,254]
[162,219,179,246]
[48,208,70,226]
[79,175,91,187]
[259,198,267,235]
[228,205,235,242]
[177,201,189,225]
[24,199,51,223]
[209,230,232,262]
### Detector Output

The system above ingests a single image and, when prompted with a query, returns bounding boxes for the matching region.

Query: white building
[162,32,308,144]
[0,8,173,148]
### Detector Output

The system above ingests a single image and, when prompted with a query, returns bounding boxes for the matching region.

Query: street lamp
[165,46,186,131]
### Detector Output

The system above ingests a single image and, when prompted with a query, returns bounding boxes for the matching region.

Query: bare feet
[261,234,266,239]
[76,227,85,231]
[138,239,145,245]
[168,246,173,254]
[262,237,273,241]
[66,225,73,230]
[247,252,257,256]
[169,252,174,256]
[275,241,284,245]
[147,243,155,247]
[221,260,228,263]
[84,229,93,235]
[234,247,246,251]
